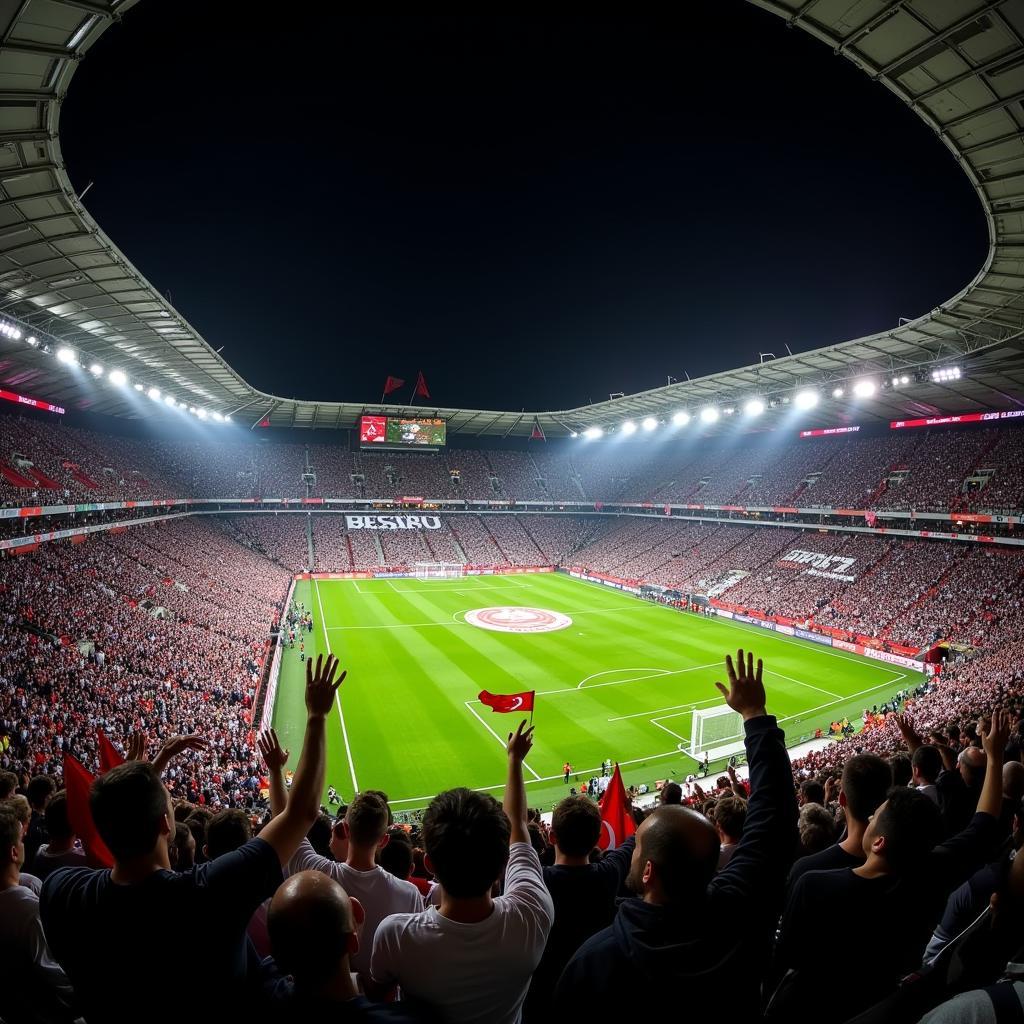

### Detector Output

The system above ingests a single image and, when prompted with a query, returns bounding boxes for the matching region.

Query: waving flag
[414,371,431,400]
[63,754,114,868]
[382,375,405,396]
[478,690,535,714]
[96,729,124,775]
[597,764,636,850]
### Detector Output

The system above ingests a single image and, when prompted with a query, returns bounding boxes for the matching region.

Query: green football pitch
[271,572,923,814]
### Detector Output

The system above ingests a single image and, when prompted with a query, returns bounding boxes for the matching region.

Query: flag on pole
[63,754,114,868]
[597,763,636,850]
[382,375,405,397]
[530,416,546,441]
[478,690,535,714]
[96,729,124,775]
[414,371,430,400]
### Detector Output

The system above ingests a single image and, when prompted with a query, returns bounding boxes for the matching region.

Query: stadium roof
[0,0,1023,436]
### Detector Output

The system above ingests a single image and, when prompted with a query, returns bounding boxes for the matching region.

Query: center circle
[464,606,573,634]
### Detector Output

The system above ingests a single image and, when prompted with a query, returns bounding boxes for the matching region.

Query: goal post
[413,562,465,580]
[690,704,746,761]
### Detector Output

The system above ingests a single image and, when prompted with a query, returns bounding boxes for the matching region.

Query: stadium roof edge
[0,0,1023,435]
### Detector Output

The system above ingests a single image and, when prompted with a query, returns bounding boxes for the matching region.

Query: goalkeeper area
[271,572,924,812]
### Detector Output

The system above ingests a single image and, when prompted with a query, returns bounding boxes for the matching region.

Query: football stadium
[3,3,1024,1023]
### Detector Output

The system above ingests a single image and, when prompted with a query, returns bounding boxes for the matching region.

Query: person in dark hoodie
[553,649,797,1023]
[522,795,635,1019]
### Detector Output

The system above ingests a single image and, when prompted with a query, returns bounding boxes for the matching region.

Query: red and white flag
[598,764,637,850]
[478,690,535,714]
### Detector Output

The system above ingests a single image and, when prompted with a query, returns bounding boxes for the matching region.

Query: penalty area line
[463,700,542,781]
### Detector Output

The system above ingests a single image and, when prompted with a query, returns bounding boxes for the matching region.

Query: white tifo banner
[345,514,442,530]
[779,549,858,582]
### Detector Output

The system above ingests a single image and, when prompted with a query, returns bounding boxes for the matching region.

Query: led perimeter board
[360,415,447,448]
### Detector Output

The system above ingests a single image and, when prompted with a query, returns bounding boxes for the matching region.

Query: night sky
[58,7,988,413]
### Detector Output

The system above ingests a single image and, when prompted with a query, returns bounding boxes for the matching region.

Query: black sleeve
[593,835,635,895]
[927,813,1003,895]
[710,715,799,910]
[197,837,283,926]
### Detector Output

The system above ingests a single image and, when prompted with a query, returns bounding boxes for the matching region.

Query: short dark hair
[377,827,414,880]
[0,807,21,855]
[660,782,682,805]
[346,792,390,847]
[307,813,333,857]
[90,761,168,861]
[874,786,943,873]
[799,779,825,806]
[912,745,943,785]
[889,754,913,788]
[422,788,510,898]
[0,771,17,800]
[362,790,393,826]
[841,754,893,823]
[551,796,601,857]
[205,809,252,859]
[26,775,55,810]
[44,791,73,842]
[713,796,747,841]
[799,803,837,855]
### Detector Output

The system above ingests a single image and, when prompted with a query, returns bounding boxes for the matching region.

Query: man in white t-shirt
[370,721,554,1024]
[0,805,76,1022]
[258,733,422,977]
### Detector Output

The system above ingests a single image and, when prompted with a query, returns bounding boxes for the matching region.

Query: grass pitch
[272,572,922,813]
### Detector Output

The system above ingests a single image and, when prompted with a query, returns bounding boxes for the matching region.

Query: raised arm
[259,653,344,865]
[712,650,798,904]
[256,729,290,819]
[504,720,534,845]
[894,713,924,754]
[977,708,1011,818]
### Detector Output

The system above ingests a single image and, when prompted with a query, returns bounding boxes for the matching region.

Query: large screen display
[360,415,446,447]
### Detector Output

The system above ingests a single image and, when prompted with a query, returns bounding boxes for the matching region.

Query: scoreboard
[360,415,447,448]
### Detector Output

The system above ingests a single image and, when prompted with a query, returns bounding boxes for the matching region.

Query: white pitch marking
[463,700,542,780]
[314,578,359,793]
[765,668,841,700]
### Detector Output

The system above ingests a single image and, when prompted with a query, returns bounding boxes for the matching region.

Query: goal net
[413,562,464,580]
[690,704,746,761]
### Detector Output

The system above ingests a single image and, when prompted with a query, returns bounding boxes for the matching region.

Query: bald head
[1003,762,1024,804]
[268,871,356,985]
[628,805,719,904]
[960,746,987,788]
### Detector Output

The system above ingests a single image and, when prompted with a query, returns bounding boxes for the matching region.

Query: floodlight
[108,370,127,386]
[700,407,719,423]
[794,390,819,410]
[56,347,77,364]
[621,420,637,435]
[853,379,876,398]
[744,398,765,417]
[641,416,658,431]
[147,387,161,400]
[89,363,104,376]
[672,411,690,426]
[582,426,603,440]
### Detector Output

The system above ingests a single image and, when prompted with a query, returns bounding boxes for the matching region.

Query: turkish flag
[597,764,636,850]
[478,690,535,714]
[96,729,124,775]
[383,375,406,396]
[414,371,430,399]
[63,754,114,868]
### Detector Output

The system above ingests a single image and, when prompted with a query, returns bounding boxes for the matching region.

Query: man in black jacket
[523,795,634,1019]
[553,649,797,1022]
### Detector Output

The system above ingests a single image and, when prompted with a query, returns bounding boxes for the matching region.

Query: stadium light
[569,431,578,438]
[26,336,38,347]
[832,387,844,399]
[699,407,719,424]
[164,394,177,407]
[211,411,224,423]
[582,426,603,440]
[147,387,161,400]
[723,407,735,416]
[621,420,637,435]
[108,369,127,386]
[225,415,232,423]
[197,408,208,420]
[853,379,877,398]
[672,411,690,427]
[744,398,765,417]
[134,383,144,392]
[794,389,819,410]
[56,347,77,365]
[89,363,104,377]
[641,416,658,432]
[931,366,961,382]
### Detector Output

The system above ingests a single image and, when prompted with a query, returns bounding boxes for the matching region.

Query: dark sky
[58,7,987,412]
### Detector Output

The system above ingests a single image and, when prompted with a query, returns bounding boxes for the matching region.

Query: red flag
[383,375,406,396]
[598,764,636,850]
[530,416,546,441]
[63,754,114,868]
[478,690,535,714]
[96,729,124,775]
[414,371,430,400]
[865,510,877,527]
